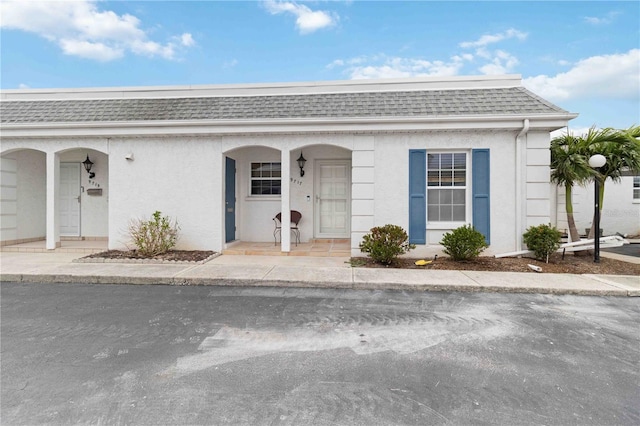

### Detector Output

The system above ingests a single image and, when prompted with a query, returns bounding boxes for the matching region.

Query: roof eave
[0,113,578,138]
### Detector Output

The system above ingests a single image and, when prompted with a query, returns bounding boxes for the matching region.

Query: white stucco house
[553,174,640,238]
[0,75,577,256]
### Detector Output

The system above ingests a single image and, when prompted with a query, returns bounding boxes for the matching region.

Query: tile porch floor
[222,239,351,257]
[1,239,108,254]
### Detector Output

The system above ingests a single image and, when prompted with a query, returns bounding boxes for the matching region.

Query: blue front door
[225,157,236,243]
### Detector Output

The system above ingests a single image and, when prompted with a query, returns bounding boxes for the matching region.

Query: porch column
[280,148,291,252]
[46,151,60,250]
[213,149,225,252]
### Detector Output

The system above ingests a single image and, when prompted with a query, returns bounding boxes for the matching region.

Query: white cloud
[0,0,195,61]
[551,126,595,139]
[223,59,238,68]
[18,83,30,89]
[329,27,528,80]
[179,33,195,47]
[60,39,123,62]
[584,11,620,25]
[329,54,470,80]
[459,28,527,49]
[264,0,336,34]
[459,28,527,76]
[523,49,640,101]
[478,50,519,75]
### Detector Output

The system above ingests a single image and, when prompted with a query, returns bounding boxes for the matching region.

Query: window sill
[427,221,469,230]
[245,195,281,201]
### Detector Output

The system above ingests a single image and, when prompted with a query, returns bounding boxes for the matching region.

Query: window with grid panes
[634,176,640,200]
[427,153,467,222]
[250,162,281,195]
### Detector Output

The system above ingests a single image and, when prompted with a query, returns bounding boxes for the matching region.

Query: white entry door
[315,160,351,238]
[60,163,81,236]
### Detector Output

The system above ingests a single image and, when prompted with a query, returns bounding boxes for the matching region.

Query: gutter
[515,119,530,251]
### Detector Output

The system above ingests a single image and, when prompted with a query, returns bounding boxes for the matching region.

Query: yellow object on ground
[415,259,432,266]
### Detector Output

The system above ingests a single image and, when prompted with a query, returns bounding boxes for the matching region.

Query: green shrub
[359,224,415,265]
[128,211,180,256]
[440,224,488,261]
[523,224,562,263]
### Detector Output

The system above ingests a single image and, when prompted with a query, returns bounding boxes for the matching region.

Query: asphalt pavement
[2,282,639,425]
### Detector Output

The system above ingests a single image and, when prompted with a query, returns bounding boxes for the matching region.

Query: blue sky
[1,1,638,133]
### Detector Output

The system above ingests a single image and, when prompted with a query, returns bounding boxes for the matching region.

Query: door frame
[314,159,351,239]
[225,157,236,243]
[60,162,81,237]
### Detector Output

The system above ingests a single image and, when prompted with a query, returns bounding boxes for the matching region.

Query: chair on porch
[273,210,302,246]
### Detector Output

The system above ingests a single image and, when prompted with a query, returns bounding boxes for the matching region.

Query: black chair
[273,210,302,246]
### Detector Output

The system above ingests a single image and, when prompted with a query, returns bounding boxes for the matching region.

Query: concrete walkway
[1,251,638,297]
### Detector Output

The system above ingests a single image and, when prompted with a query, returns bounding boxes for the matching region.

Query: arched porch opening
[221,141,353,256]
[0,147,109,253]
[0,149,46,248]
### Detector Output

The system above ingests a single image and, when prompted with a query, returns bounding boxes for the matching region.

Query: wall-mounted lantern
[82,155,95,179]
[297,152,307,177]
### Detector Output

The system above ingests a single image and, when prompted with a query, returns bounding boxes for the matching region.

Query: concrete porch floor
[1,239,352,257]
[1,239,108,254]
[223,239,351,257]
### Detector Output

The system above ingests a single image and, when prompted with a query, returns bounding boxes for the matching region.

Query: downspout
[515,119,530,251]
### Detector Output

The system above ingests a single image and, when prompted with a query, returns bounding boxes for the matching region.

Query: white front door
[60,163,81,236]
[315,160,351,238]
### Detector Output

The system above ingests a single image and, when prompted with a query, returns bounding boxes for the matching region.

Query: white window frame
[249,161,282,197]
[426,151,472,230]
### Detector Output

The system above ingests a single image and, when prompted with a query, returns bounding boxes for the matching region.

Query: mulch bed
[351,254,640,275]
[80,250,216,263]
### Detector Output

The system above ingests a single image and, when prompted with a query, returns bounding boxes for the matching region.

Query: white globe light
[589,154,606,168]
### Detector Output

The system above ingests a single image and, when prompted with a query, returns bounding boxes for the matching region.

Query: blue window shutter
[472,149,491,244]
[409,150,426,244]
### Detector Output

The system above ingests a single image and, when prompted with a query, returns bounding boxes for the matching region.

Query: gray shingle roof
[1,87,568,124]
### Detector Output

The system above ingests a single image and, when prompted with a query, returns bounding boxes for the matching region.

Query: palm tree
[584,125,640,239]
[550,132,591,243]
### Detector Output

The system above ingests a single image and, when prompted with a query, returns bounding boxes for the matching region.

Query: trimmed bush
[440,224,488,261]
[128,211,180,256]
[359,224,416,265]
[523,224,562,263]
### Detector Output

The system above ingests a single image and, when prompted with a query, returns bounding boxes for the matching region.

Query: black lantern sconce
[297,152,307,177]
[82,155,95,179]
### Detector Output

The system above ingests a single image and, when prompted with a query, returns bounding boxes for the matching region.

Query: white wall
[0,156,18,242]
[0,150,46,241]
[108,137,221,250]
[555,176,640,237]
[373,131,518,255]
[525,131,552,229]
[1,129,557,253]
[1,150,46,243]
[16,150,47,240]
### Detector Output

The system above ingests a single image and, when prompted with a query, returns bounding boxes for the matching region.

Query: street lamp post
[588,154,607,263]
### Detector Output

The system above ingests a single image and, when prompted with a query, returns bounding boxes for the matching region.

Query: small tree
[523,224,562,263]
[128,211,179,256]
[550,132,591,243]
[440,225,488,261]
[359,224,415,265]
[583,125,640,240]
